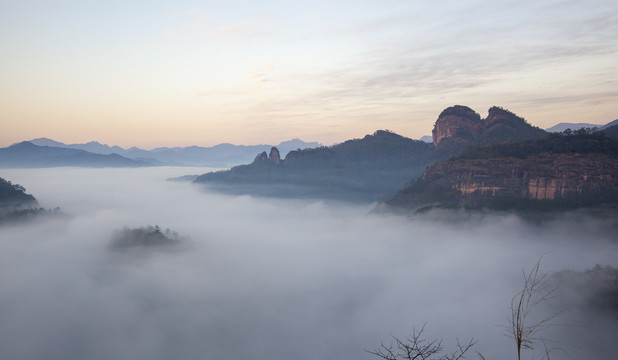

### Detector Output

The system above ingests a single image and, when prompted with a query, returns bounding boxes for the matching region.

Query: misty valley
[1,166,617,360]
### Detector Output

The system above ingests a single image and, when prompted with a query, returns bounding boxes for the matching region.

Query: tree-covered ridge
[195,130,434,201]
[0,207,63,225]
[437,105,482,121]
[0,177,37,207]
[0,176,64,224]
[285,130,430,168]
[454,129,618,160]
[478,106,546,144]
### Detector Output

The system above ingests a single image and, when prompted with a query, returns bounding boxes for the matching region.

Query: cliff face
[423,155,617,202]
[432,106,483,146]
[390,133,618,209]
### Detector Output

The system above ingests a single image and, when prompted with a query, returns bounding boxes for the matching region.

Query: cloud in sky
[1,0,617,147]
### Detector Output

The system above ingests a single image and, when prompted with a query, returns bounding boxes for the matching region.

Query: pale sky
[1,0,617,149]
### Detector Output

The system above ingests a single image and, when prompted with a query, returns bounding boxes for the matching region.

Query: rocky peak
[432,105,483,145]
[252,148,281,165]
[269,147,281,165]
[254,151,268,162]
[432,105,546,148]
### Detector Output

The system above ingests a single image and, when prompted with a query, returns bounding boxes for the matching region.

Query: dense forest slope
[194,105,548,201]
[388,130,618,210]
[0,177,62,223]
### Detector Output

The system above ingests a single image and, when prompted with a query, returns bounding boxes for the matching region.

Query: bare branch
[368,324,476,360]
[507,257,560,360]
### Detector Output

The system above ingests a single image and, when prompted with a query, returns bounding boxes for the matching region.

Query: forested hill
[284,130,430,169]
[195,130,433,202]
[453,128,618,160]
[0,177,63,223]
[0,177,37,210]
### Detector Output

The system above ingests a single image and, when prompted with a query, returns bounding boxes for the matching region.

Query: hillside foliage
[455,129,618,160]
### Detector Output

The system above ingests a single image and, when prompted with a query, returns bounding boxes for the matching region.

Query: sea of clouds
[0,167,616,360]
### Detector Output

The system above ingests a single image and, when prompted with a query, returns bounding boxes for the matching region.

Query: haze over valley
[1,167,617,359]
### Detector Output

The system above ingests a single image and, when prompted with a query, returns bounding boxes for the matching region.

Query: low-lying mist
[1,167,616,360]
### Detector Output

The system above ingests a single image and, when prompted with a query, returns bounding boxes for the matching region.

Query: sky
[1,0,617,149]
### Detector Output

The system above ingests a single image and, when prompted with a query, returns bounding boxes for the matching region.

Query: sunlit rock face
[432,106,546,149]
[445,155,617,201]
[432,105,483,146]
[390,153,618,207]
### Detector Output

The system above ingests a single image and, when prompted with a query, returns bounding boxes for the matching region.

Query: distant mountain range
[1,138,322,168]
[545,119,618,132]
[0,142,154,168]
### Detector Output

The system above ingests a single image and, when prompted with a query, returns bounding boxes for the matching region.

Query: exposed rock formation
[254,151,268,162]
[253,147,281,165]
[269,147,281,165]
[423,155,617,201]
[432,105,546,150]
[432,105,483,146]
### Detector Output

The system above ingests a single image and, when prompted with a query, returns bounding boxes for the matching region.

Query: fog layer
[1,167,616,360]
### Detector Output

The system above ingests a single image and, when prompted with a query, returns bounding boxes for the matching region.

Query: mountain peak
[432,105,483,145]
[25,138,67,147]
[269,147,281,165]
[485,106,519,125]
[437,105,482,122]
[432,105,545,148]
[10,141,37,148]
